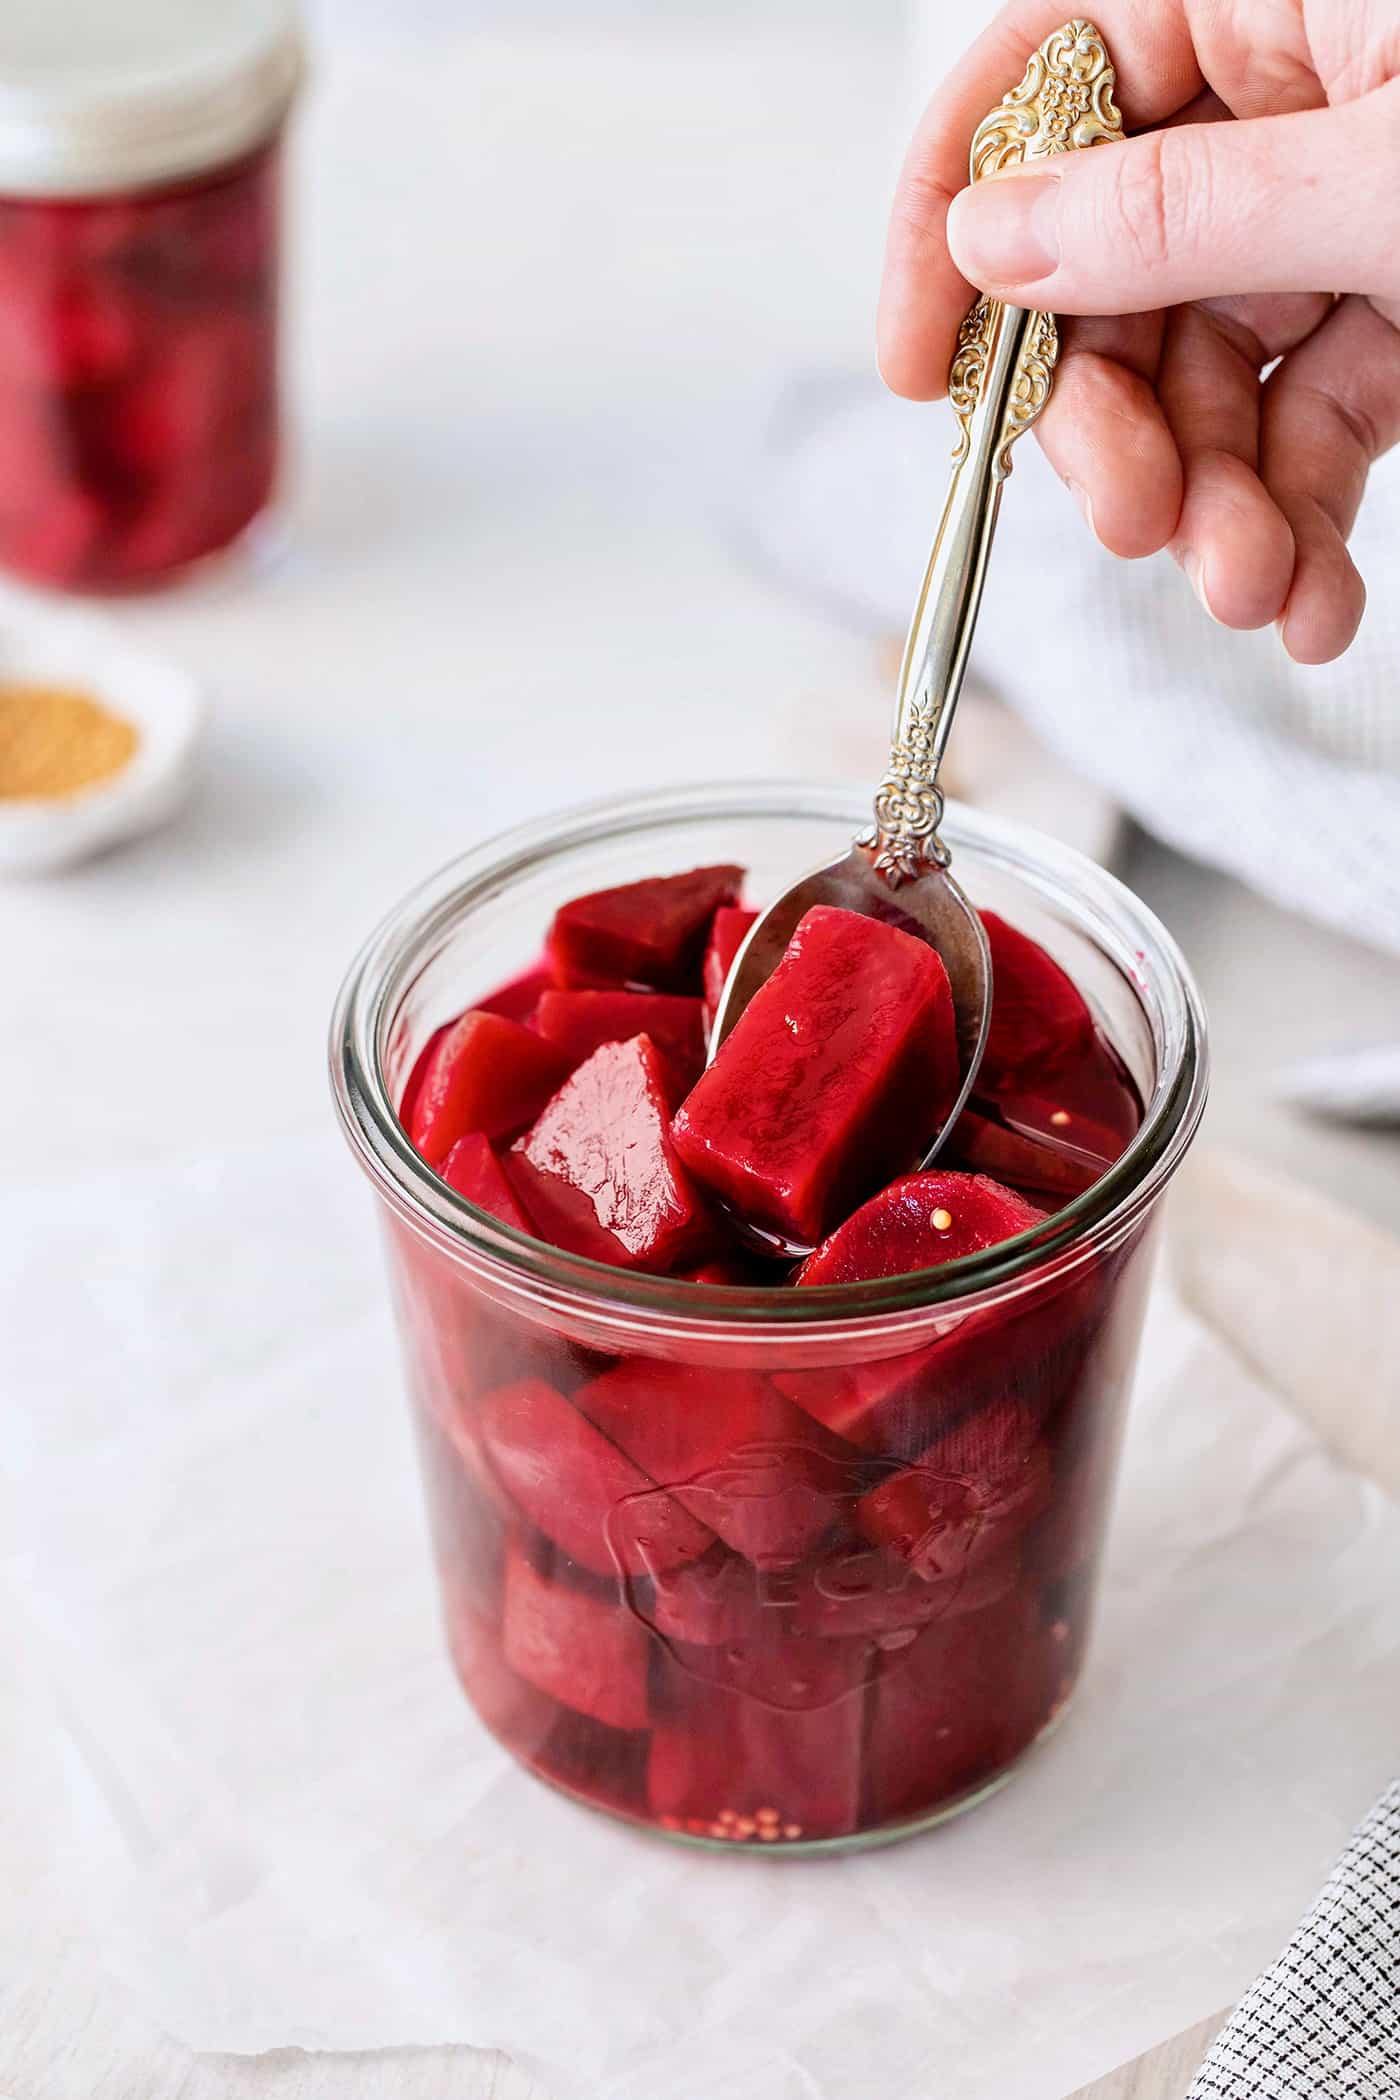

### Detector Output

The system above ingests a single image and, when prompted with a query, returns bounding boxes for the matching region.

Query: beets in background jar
[0,0,303,592]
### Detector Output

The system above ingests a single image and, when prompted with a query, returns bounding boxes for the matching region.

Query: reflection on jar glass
[0,0,303,593]
[331,785,1208,1852]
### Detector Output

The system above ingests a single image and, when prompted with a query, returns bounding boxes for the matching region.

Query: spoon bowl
[711,842,991,1169]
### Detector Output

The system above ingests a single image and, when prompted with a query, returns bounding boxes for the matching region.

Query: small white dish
[0,611,205,875]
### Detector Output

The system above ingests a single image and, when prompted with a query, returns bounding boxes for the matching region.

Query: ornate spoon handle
[869,17,1122,885]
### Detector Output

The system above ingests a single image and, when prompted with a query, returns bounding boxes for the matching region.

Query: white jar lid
[0,0,304,198]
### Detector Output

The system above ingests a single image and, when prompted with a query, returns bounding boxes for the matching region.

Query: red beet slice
[979,911,1096,1089]
[670,1620,871,1713]
[479,1377,712,1578]
[855,1396,1054,1578]
[47,282,140,388]
[478,962,553,1024]
[507,1035,713,1272]
[398,1022,448,1137]
[547,864,743,993]
[410,1012,571,1167]
[780,1174,1102,1463]
[445,1600,558,1757]
[501,1540,650,1731]
[673,906,961,1249]
[992,1064,1140,1160]
[772,1326,991,1455]
[440,1134,536,1233]
[701,905,758,1024]
[648,1652,866,1840]
[633,1543,756,1646]
[1025,1259,1143,1590]
[574,1357,856,1565]
[531,989,706,1092]
[111,314,267,477]
[949,1109,1107,1201]
[412,1397,511,1618]
[865,1586,1056,1825]
[798,1170,1046,1285]
[533,1706,651,1818]
[775,1264,1095,1461]
[388,1204,602,1446]
[791,1539,970,1641]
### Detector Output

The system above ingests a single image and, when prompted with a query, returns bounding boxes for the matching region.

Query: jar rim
[329,781,1208,1343]
[0,0,303,197]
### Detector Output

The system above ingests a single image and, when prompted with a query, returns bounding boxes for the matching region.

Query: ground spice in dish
[0,684,139,799]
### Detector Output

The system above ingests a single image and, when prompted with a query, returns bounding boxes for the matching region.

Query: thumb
[945,86,1400,314]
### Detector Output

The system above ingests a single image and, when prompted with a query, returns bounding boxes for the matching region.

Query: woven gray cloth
[1186,1780,1400,2098]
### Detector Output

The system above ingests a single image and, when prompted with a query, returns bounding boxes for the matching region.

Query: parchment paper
[3,1138,1398,2100]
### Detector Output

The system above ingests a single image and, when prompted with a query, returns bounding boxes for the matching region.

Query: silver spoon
[711,18,1124,1200]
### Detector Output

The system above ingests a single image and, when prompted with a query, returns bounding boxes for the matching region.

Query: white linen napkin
[741,371,1400,1126]
[3,1134,1400,2100]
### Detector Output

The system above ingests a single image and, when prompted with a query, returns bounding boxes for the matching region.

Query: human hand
[878,4,1400,663]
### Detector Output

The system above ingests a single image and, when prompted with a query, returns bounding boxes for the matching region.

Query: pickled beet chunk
[981,1071,1140,1169]
[110,313,270,478]
[798,1169,1046,1284]
[410,1011,571,1167]
[776,1259,1097,1460]
[670,1618,870,1714]
[633,1543,755,1646]
[507,1035,713,1273]
[648,1651,866,1840]
[478,1377,713,1578]
[948,1109,1109,1200]
[865,1587,1056,1825]
[574,1357,854,1565]
[672,906,961,1249]
[445,1600,557,1759]
[854,1396,1054,1579]
[791,1538,971,1640]
[531,989,706,1093]
[547,863,743,992]
[701,905,758,1025]
[440,1134,535,1233]
[398,1022,448,1136]
[533,1706,651,1819]
[477,961,553,1023]
[501,1539,651,1732]
[413,1399,511,1619]
[632,1538,982,1659]
[979,910,1096,1089]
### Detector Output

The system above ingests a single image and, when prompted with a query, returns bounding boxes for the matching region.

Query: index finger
[877,4,1203,400]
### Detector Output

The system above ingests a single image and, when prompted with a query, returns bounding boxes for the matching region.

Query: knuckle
[893,165,954,249]
[1102,131,1200,277]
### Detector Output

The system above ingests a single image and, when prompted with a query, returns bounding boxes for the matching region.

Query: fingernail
[947,173,1060,286]
[1182,551,1222,625]
[1066,480,1126,562]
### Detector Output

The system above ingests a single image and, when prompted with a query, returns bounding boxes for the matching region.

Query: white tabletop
[4,9,1397,2098]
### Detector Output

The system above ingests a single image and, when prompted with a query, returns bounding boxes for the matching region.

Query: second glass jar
[0,0,302,592]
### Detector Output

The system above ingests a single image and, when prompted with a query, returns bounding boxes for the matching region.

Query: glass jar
[0,0,303,592]
[331,784,1207,1852]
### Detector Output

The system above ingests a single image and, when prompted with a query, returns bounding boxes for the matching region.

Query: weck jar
[0,0,303,592]
[330,784,1208,1852]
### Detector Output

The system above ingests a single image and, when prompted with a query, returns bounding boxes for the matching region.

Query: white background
[3,6,1400,2096]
